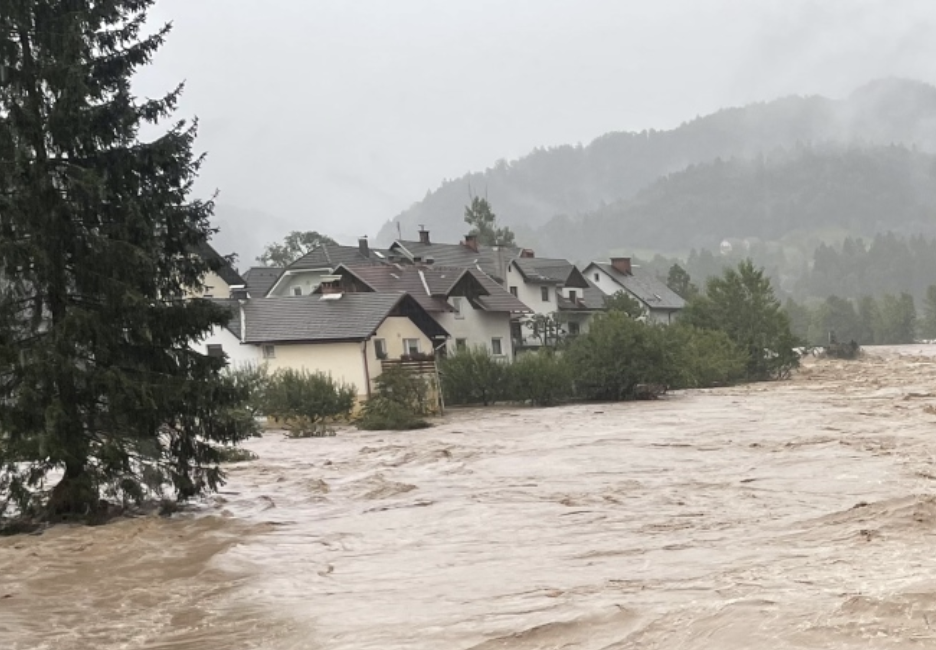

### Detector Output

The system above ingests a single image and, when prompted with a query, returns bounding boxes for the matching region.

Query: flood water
[4,345,936,649]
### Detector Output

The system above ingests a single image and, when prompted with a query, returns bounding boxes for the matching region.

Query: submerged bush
[664,324,747,389]
[439,346,510,405]
[264,368,356,437]
[357,365,433,431]
[566,311,679,400]
[509,348,573,406]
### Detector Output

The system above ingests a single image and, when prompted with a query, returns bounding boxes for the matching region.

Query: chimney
[611,257,632,275]
[418,225,430,245]
[463,233,479,253]
[520,249,535,259]
[358,235,369,258]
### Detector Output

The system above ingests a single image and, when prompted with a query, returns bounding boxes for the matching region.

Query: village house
[387,228,520,283]
[504,255,603,347]
[264,237,391,297]
[321,262,530,359]
[242,266,283,298]
[583,257,685,324]
[188,241,246,299]
[192,284,448,401]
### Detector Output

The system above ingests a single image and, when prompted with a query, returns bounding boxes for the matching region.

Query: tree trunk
[47,460,98,519]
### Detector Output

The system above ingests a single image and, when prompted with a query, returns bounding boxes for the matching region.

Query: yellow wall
[186,270,231,299]
[261,341,368,397]
[255,316,439,401]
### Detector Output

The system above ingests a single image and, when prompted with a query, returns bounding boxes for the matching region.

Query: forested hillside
[541,143,936,261]
[377,78,936,250]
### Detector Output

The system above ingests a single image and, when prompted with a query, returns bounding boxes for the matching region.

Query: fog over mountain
[133,1,936,265]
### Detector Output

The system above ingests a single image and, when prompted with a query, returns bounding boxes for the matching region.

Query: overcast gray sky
[138,0,936,257]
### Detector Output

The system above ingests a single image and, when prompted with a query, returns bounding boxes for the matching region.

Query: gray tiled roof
[239,293,413,343]
[210,298,242,339]
[243,266,283,297]
[335,264,531,314]
[557,279,607,311]
[512,257,575,284]
[288,243,393,270]
[469,269,532,314]
[593,263,686,310]
[391,240,520,281]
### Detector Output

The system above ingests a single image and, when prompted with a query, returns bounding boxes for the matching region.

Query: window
[509,286,518,297]
[455,338,468,351]
[263,344,276,359]
[491,337,504,356]
[452,297,464,319]
[540,286,550,302]
[374,338,388,359]
[293,286,303,296]
[568,290,577,302]
[403,338,420,356]
[594,273,599,282]
[568,322,581,336]
[206,344,224,358]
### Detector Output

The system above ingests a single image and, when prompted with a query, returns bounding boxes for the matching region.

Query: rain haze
[137,0,936,264]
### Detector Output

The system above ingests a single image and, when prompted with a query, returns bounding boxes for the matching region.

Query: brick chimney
[520,248,535,258]
[418,225,430,245]
[358,235,369,258]
[610,257,632,275]
[463,233,479,252]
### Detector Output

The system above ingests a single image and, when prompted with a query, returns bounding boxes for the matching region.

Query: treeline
[536,143,936,261]
[784,288,936,346]
[441,261,801,406]
[635,232,936,308]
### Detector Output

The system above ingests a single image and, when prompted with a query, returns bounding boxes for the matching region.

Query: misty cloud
[134,0,936,263]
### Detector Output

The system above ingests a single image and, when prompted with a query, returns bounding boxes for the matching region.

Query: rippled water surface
[4,345,936,649]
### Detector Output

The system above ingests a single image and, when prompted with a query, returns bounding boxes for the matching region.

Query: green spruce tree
[464,196,516,246]
[0,1,254,520]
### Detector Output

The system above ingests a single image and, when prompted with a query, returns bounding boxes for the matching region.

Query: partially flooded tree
[681,260,800,380]
[0,1,254,521]
[464,196,516,246]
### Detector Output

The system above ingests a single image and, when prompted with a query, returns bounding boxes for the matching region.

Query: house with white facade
[583,257,685,324]
[189,241,246,299]
[387,228,520,283]
[322,262,531,359]
[192,287,449,401]
[264,238,392,297]
[504,255,603,348]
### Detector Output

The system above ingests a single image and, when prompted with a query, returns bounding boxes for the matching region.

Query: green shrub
[223,363,270,419]
[509,349,573,406]
[357,365,433,431]
[681,260,801,380]
[264,368,356,437]
[439,346,510,405]
[663,324,747,388]
[566,311,680,400]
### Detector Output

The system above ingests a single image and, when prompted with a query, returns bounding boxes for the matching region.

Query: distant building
[583,257,685,324]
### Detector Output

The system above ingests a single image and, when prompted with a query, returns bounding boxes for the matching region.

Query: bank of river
[3,345,936,649]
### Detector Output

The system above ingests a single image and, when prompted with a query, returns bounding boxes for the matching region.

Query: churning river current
[4,345,936,649]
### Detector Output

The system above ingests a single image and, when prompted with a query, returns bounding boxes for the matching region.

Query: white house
[194,289,449,402]
[583,257,685,324]
[264,238,392,297]
[504,255,602,347]
[324,263,531,360]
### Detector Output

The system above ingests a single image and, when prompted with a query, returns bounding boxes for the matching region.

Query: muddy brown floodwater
[4,345,936,649]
